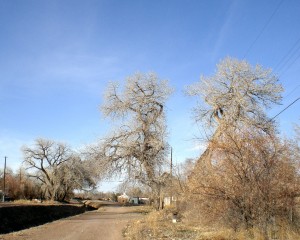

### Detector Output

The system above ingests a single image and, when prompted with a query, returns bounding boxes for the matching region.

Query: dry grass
[124,206,300,240]
[126,205,153,214]
[197,228,262,240]
[197,225,300,240]
[12,199,36,204]
[124,207,200,240]
[12,199,62,205]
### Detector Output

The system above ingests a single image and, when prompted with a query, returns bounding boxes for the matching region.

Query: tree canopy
[187,57,283,131]
[98,72,173,195]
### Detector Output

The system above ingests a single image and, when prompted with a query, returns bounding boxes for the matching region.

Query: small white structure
[130,197,139,204]
[164,196,177,207]
[117,193,130,204]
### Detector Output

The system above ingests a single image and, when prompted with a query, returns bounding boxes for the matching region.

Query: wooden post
[2,157,7,202]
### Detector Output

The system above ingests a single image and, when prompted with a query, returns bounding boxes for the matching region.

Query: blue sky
[0,0,300,191]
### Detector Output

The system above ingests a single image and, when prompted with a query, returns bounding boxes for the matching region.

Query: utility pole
[2,156,7,202]
[170,147,173,207]
[170,147,173,177]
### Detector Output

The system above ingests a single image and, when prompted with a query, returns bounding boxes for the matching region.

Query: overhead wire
[274,37,300,72]
[243,0,285,58]
[270,97,300,121]
[284,84,300,98]
[238,0,300,81]
[268,10,300,115]
[238,0,300,127]
[273,37,300,101]
[279,50,300,78]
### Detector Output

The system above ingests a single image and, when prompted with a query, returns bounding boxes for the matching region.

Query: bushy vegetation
[0,168,41,200]
[183,58,300,239]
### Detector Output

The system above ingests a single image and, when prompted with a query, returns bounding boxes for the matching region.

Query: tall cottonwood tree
[186,57,284,176]
[186,58,300,238]
[99,72,173,197]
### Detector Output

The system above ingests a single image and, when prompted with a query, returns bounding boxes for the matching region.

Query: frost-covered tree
[99,72,173,197]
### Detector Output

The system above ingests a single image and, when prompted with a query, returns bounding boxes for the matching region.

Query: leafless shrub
[187,127,300,238]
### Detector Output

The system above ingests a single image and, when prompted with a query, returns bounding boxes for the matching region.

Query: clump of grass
[128,205,154,214]
[13,199,35,204]
[124,208,200,240]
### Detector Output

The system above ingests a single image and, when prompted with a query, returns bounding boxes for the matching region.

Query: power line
[270,97,300,121]
[283,84,300,98]
[279,50,300,77]
[243,0,285,58]
[274,37,300,72]
[284,84,300,98]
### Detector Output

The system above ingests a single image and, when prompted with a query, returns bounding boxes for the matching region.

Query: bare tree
[53,156,97,201]
[185,58,300,238]
[186,57,283,132]
[187,58,284,179]
[98,72,173,201]
[22,138,96,201]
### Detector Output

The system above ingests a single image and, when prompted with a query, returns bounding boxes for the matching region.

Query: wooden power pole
[2,156,7,202]
[170,147,173,176]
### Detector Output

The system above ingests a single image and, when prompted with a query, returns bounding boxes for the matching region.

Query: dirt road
[0,206,143,240]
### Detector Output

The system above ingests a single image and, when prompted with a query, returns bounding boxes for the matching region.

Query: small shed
[130,197,139,205]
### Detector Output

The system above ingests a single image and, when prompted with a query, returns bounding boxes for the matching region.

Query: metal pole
[3,156,7,202]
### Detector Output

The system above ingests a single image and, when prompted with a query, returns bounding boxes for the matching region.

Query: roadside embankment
[0,204,85,234]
